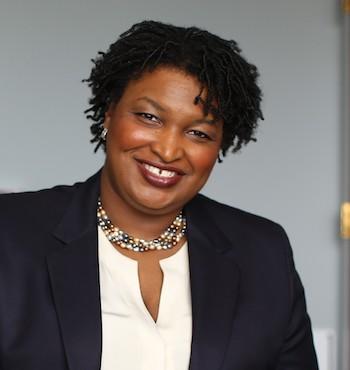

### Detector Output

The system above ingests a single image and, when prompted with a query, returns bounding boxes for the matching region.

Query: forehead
[116,67,218,120]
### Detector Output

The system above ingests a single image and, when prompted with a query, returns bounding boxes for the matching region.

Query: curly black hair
[83,20,263,158]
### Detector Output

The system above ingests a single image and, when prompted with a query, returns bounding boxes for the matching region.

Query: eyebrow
[136,96,218,125]
[135,97,166,112]
[193,118,218,125]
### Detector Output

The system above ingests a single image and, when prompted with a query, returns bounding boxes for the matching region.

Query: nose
[150,128,184,163]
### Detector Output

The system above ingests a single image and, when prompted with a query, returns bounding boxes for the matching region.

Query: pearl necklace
[97,199,187,252]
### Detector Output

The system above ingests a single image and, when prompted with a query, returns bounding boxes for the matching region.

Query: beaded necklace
[97,199,186,252]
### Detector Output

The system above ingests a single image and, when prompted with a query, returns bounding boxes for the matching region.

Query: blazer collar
[52,170,101,244]
[47,171,102,370]
[48,172,240,370]
[185,197,240,370]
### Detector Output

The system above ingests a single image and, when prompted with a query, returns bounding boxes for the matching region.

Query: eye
[135,112,159,123]
[188,129,212,141]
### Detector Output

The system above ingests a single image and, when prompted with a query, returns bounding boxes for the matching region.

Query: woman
[0,21,318,369]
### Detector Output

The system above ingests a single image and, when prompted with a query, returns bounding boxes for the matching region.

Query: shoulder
[0,173,99,263]
[191,193,292,269]
[193,193,289,241]
[0,182,78,205]
[0,181,81,227]
[0,170,101,243]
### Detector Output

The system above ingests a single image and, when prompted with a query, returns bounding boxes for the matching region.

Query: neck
[99,173,183,240]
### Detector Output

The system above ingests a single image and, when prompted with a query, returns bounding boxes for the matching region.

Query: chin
[132,193,185,213]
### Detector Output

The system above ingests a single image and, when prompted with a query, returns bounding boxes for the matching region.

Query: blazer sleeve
[276,236,319,370]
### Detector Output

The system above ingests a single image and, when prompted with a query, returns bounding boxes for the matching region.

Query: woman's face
[102,67,223,215]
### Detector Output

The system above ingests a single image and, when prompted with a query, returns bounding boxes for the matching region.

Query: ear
[104,103,116,129]
[103,109,112,130]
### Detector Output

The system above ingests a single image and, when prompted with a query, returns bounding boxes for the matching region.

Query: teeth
[144,164,176,178]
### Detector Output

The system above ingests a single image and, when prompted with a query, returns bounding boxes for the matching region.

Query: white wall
[0,0,343,367]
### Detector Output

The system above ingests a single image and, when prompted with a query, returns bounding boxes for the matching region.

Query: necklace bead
[97,199,186,252]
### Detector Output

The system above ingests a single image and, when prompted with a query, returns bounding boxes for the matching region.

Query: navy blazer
[0,171,318,370]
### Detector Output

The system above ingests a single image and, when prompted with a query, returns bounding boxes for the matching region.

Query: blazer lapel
[47,172,102,370]
[186,196,241,370]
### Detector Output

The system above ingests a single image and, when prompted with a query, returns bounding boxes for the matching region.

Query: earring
[100,127,108,141]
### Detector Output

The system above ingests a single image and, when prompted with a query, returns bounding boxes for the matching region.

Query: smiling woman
[0,20,318,370]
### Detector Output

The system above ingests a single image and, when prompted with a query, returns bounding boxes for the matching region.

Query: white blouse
[98,227,193,370]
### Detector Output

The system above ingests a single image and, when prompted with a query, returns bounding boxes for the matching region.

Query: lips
[136,159,184,188]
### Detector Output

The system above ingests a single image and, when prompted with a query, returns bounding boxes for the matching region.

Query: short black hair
[83,20,263,158]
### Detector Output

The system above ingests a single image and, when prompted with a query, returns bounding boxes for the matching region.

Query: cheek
[189,148,219,177]
[128,129,156,143]
[110,123,154,150]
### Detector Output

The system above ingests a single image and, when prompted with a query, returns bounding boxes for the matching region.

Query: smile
[144,164,176,178]
[136,160,184,188]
